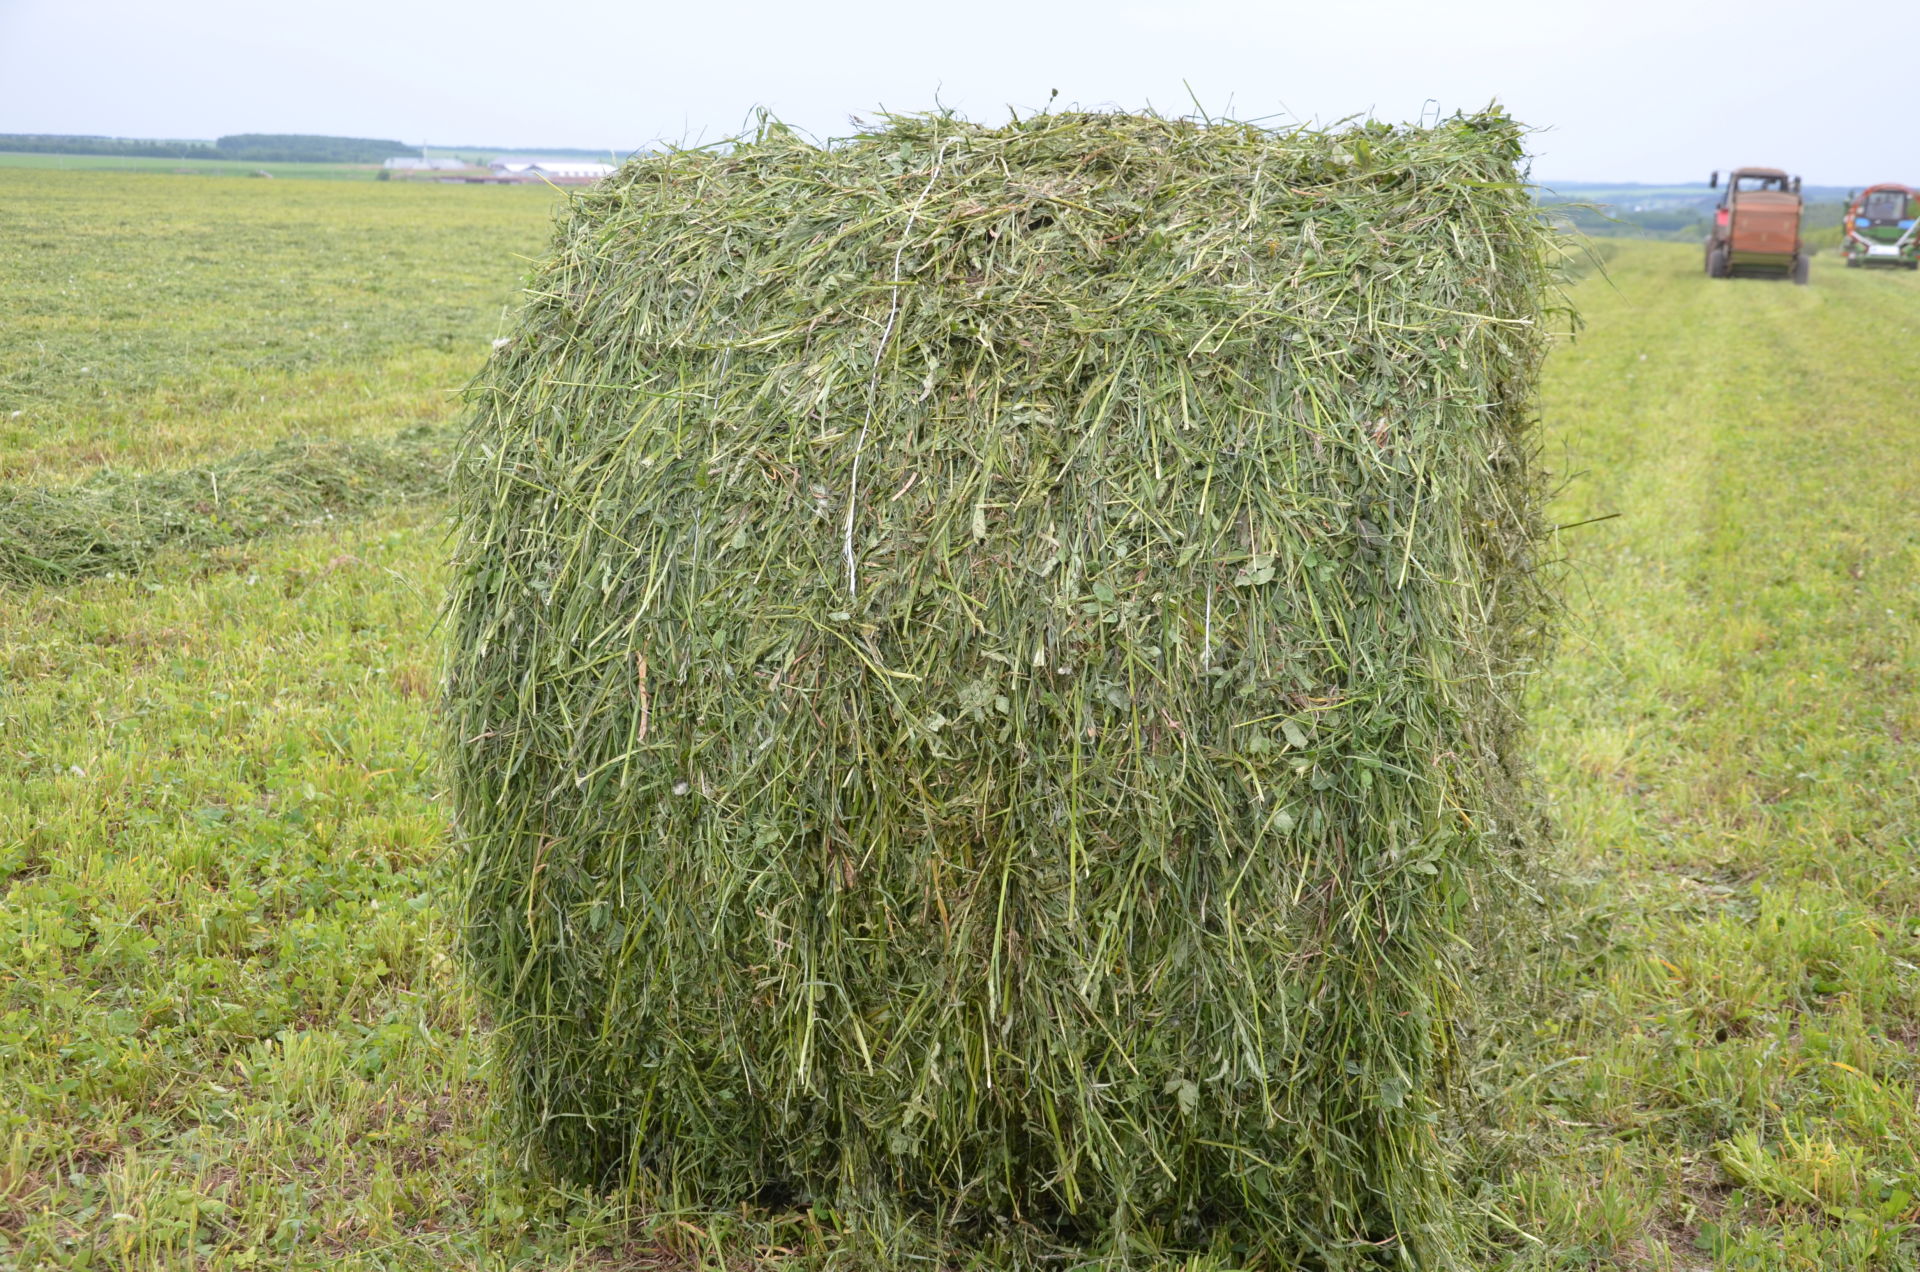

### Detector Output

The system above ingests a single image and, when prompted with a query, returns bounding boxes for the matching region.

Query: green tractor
[1842,184,1920,270]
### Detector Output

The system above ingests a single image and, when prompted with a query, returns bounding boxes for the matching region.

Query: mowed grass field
[0,155,385,182]
[0,171,1915,1270]
[0,171,554,477]
[1503,242,1920,1269]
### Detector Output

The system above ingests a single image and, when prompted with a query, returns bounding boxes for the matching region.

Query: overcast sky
[0,0,1899,185]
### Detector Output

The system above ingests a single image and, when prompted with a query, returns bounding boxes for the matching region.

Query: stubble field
[0,169,1915,1270]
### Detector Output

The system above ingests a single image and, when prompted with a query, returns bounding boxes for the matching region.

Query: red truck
[1705,168,1808,284]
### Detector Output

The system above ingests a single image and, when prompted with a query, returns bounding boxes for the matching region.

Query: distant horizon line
[0,133,1898,188]
[0,131,635,154]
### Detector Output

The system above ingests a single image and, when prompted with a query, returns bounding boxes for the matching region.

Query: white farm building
[488,159,615,183]
[383,157,471,171]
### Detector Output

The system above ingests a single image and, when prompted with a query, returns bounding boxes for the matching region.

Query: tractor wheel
[1707,246,1730,279]
[1792,254,1810,286]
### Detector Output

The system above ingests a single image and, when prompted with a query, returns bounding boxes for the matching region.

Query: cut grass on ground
[0,152,386,180]
[0,428,452,585]
[0,170,553,481]
[1497,243,1920,1271]
[0,208,1915,1268]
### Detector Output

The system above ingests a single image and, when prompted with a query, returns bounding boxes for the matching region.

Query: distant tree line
[211,135,416,163]
[1543,197,1848,243]
[1538,204,1701,241]
[0,134,417,163]
[0,135,220,159]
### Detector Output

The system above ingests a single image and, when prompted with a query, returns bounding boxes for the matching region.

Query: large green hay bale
[447,109,1557,1267]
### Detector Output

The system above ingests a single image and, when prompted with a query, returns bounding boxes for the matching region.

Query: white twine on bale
[843,136,952,600]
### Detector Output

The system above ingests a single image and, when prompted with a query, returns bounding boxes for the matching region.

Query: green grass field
[0,172,555,479]
[1505,243,1920,1269]
[0,153,384,181]
[1,172,1915,1269]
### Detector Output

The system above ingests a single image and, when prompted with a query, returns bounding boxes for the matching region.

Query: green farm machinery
[1842,184,1920,269]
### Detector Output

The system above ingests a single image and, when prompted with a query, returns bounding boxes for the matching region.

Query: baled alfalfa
[446,109,1556,1267]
